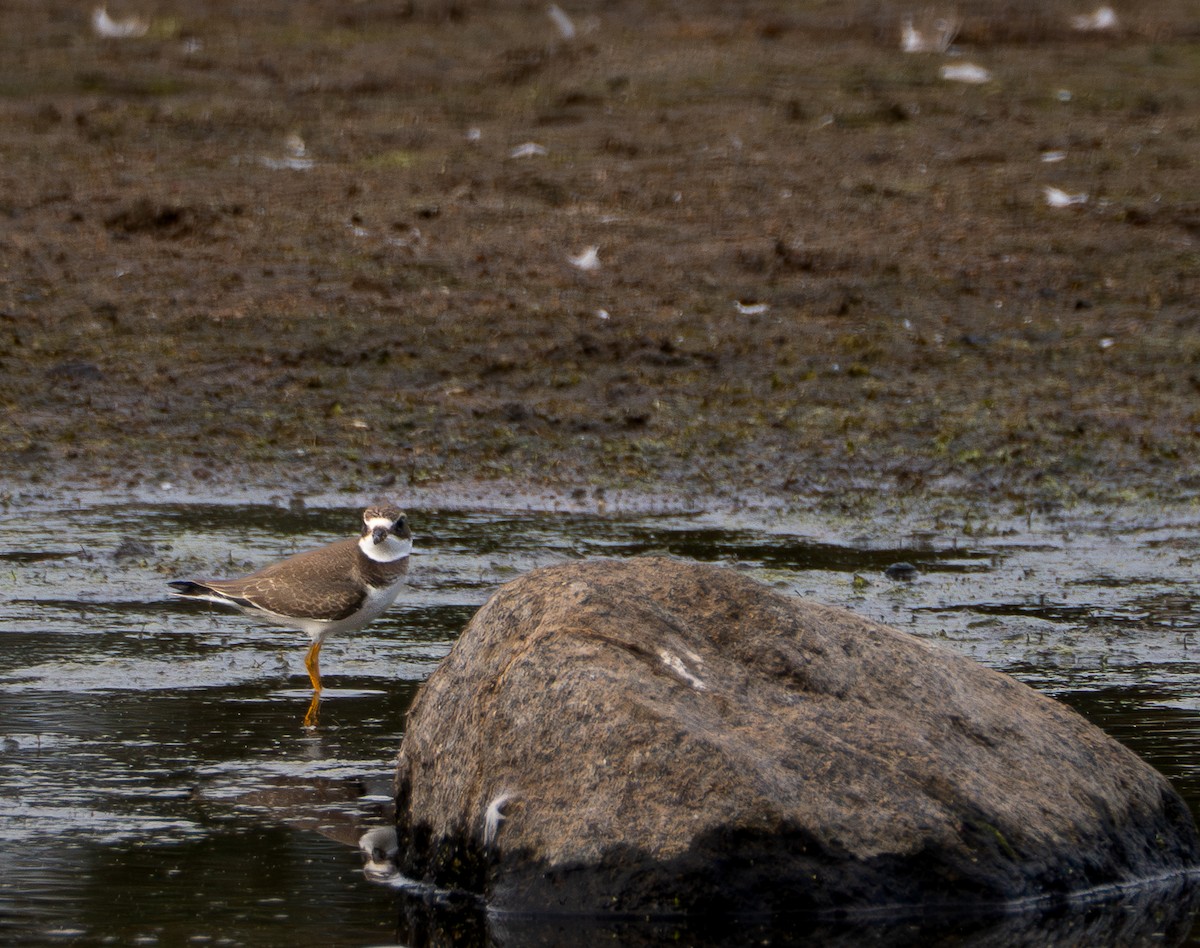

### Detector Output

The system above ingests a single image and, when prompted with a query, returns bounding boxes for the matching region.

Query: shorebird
[169,503,412,726]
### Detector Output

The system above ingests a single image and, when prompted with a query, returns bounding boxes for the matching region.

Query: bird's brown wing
[202,538,366,621]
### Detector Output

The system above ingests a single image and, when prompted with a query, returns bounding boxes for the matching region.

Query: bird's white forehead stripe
[366,516,400,530]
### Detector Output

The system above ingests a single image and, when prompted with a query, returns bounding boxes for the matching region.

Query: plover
[169,503,412,725]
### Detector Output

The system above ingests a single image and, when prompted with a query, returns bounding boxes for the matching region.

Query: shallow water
[2,494,1200,945]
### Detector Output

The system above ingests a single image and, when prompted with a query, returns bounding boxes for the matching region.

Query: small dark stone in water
[885,561,918,581]
[112,537,156,560]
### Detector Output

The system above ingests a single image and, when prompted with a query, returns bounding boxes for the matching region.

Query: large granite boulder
[393,558,1199,915]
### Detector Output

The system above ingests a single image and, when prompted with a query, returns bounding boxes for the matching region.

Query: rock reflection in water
[390,876,1200,948]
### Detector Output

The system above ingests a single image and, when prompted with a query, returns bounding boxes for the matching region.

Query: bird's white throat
[359,533,413,563]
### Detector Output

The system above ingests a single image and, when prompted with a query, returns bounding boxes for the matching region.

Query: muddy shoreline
[1,1,1197,515]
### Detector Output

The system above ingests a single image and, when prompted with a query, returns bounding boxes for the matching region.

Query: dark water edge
[395,875,1200,948]
[3,489,1200,945]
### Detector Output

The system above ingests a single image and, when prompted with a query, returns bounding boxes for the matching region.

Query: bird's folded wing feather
[204,538,366,621]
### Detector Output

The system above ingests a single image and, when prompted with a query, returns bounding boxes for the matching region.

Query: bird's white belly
[255,578,407,642]
[351,581,407,627]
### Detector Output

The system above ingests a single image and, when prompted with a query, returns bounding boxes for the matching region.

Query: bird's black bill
[372,526,389,544]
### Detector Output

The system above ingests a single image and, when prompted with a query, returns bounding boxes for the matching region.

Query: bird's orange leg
[304,640,323,692]
[302,640,323,728]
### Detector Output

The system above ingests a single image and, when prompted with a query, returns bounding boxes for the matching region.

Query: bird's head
[362,503,411,546]
[357,504,413,564]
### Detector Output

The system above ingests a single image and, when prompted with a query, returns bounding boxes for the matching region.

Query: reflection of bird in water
[235,775,381,841]
[212,776,403,881]
[359,826,400,881]
[169,504,412,726]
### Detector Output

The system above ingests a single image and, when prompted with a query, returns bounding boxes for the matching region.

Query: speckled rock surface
[394,557,1199,914]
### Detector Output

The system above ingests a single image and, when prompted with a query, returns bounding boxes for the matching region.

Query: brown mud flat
[0,0,1197,514]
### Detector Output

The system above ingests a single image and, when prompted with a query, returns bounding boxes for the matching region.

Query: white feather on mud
[510,142,548,159]
[900,11,959,54]
[1071,6,1118,31]
[1043,186,1088,208]
[568,246,601,271]
[92,6,149,38]
[941,62,991,84]
[547,4,576,40]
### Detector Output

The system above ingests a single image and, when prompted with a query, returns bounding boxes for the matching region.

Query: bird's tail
[168,580,212,598]
[168,580,255,612]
